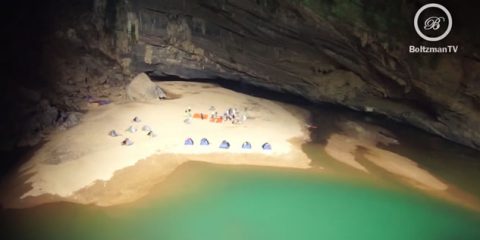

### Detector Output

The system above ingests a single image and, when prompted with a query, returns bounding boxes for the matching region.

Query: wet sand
[322,120,480,211]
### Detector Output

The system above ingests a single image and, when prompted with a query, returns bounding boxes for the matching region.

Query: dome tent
[219,140,230,149]
[126,126,137,133]
[200,138,210,146]
[109,130,120,137]
[242,141,252,149]
[133,116,141,123]
[147,131,157,137]
[262,142,272,150]
[122,138,134,146]
[184,138,194,146]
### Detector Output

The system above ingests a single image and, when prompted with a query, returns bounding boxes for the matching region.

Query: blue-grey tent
[262,142,272,150]
[242,141,252,149]
[184,138,194,145]
[147,131,157,137]
[133,116,141,123]
[109,130,120,137]
[126,126,137,133]
[200,138,210,146]
[122,138,134,146]
[219,140,230,149]
[142,125,152,132]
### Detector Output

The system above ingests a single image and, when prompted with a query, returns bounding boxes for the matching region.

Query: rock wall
[115,0,480,150]
[3,0,480,151]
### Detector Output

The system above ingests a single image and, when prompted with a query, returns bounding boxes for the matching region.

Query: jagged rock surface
[3,0,480,150]
[127,73,166,101]
[116,0,480,150]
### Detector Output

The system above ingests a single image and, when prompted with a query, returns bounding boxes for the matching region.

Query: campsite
[2,80,311,208]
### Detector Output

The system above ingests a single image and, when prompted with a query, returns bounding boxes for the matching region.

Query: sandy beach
[2,81,479,211]
[1,81,312,207]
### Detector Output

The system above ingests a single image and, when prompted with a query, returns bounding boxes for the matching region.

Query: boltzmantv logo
[409,3,458,53]
[414,3,452,42]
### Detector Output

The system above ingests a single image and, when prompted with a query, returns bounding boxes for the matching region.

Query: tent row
[184,138,272,150]
[108,117,157,146]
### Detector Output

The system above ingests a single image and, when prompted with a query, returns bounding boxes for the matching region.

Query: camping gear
[90,99,111,105]
[86,96,111,106]
[241,114,247,122]
[193,113,208,120]
[219,140,230,149]
[122,138,134,146]
[184,138,194,146]
[262,142,272,150]
[126,126,137,133]
[242,141,252,149]
[209,117,223,123]
[200,138,210,146]
[93,99,111,105]
[142,125,152,132]
[133,117,141,123]
[109,130,120,137]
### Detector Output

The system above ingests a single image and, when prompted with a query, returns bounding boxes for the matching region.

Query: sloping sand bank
[323,121,480,211]
[2,82,312,207]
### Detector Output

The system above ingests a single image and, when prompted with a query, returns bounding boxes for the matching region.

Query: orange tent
[193,113,208,120]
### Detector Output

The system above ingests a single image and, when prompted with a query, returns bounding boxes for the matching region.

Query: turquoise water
[2,106,480,240]
[2,164,480,240]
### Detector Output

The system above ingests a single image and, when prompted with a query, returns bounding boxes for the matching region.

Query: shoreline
[1,81,479,212]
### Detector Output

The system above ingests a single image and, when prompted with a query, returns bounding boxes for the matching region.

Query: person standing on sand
[185,107,192,118]
[184,106,192,124]
[224,111,229,121]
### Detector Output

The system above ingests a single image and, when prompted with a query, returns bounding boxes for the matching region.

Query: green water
[2,106,480,240]
[1,165,480,240]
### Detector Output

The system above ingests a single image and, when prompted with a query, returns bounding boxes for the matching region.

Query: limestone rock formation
[127,73,166,102]
[3,0,480,151]
[112,0,480,150]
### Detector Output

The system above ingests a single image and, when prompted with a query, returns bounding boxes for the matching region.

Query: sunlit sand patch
[324,134,368,172]
[363,148,448,191]
[322,120,480,211]
[324,121,448,190]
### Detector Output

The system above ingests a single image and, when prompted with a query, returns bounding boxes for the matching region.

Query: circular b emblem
[414,3,452,42]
